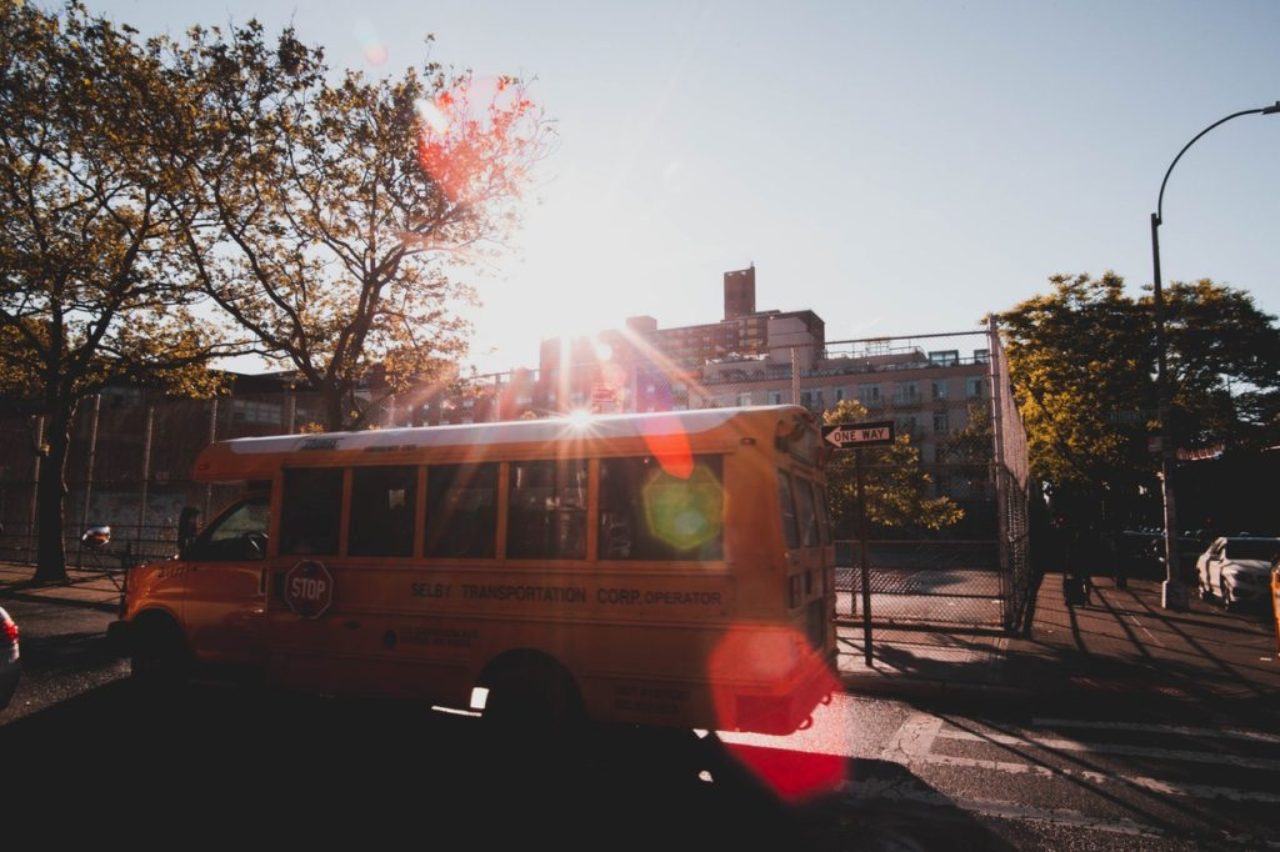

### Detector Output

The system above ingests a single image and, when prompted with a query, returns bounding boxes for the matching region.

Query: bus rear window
[507,459,587,560]
[425,463,498,558]
[778,471,800,549]
[280,468,343,555]
[815,483,833,545]
[795,478,820,547]
[349,466,417,557]
[599,455,723,561]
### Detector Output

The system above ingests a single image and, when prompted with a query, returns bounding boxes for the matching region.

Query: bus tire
[131,613,190,689]
[479,652,584,731]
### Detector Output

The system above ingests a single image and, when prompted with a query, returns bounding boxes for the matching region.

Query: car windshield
[1224,540,1280,561]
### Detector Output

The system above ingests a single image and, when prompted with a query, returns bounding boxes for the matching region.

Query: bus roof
[193,405,814,482]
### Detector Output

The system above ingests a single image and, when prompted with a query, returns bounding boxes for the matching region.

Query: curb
[839,673,1032,701]
[0,589,119,614]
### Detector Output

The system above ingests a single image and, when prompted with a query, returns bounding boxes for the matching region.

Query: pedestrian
[1064,525,1098,606]
[177,506,200,555]
[1109,529,1126,590]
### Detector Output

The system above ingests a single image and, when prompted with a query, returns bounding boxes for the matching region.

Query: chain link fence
[1,323,1029,634]
[0,388,332,568]
[830,322,1032,634]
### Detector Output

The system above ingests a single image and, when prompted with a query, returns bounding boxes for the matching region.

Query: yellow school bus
[111,405,837,735]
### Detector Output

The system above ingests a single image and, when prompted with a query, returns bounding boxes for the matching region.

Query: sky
[87,0,1280,375]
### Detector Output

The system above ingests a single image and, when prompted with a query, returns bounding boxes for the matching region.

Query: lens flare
[414,98,449,134]
[415,75,539,205]
[639,415,693,479]
[353,19,387,66]
[708,624,846,801]
[641,462,722,552]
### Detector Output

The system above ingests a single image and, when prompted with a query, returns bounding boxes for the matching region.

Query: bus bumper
[733,649,838,735]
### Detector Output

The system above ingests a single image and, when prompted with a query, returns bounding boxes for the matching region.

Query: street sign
[284,560,334,619]
[821,421,895,449]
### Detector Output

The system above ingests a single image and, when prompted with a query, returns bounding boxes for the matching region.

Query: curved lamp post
[1151,101,1280,610]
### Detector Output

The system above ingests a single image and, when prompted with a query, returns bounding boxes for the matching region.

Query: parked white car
[0,606,19,710]
[1196,536,1280,610]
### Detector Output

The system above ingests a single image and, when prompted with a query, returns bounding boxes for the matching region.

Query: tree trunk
[323,387,345,433]
[33,406,74,583]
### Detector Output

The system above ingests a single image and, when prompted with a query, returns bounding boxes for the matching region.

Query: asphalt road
[3,598,1278,850]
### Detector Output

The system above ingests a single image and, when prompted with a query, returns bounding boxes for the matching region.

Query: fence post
[136,404,154,553]
[27,415,43,564]
[77,394,101,569]
[987,315,1011,629]
[790,346,801,405]
[205,397,218,518]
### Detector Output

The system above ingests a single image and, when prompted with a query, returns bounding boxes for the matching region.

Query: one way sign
[822,421,895,449]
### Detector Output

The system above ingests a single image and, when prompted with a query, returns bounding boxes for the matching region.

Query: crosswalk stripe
[937,730,1280,771]
[891,749,1280,802]
[1030,717,1280,744]
[837,780,1166,839]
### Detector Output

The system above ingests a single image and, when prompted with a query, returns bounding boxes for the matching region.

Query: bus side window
[508,459,587,560]
[192,496,269,561]
[279,468,343,556]
[349,466,417,557]
[778,471,800,550]
[424,463,498,559]
[599,456,724,561]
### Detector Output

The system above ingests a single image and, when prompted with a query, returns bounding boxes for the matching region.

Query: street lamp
[1151,101,1280,610]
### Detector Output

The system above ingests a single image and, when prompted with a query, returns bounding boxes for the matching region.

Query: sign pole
[857,449,873,666]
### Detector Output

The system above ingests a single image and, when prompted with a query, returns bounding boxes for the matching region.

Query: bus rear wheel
[480,653,584,731]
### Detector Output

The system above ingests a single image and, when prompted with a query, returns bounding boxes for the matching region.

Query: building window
[893,381,919,405]
[834,387,845,402]
[736,392,752,407]
[928,350,959,367]
[966,377,985,399]
[931,380,948,400]
[974,349,990,364]
[231,399,282,425]
[933,412,950,434]
[858,384,881,407]
[768,390,783,405]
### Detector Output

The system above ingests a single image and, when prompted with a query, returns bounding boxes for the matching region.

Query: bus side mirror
[242,533,268,561]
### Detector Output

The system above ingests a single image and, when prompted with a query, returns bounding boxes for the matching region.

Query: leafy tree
[997,272,1280,516]
[0,3,234,581]
[822,400,963,536]
[174,29,550,430]
[996,273,1151,495]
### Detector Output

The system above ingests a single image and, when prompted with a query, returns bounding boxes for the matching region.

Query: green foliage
[0,2,237,578]
[997,272,1280,500]
[821,400,963,535]
[170,27,551,430]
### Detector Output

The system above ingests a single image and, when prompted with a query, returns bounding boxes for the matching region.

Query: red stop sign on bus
[284,560,334,619]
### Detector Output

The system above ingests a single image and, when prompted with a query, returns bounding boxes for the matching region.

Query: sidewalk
[2,562,1278,722]
[0,562,123,612]
[838,573,1280,723]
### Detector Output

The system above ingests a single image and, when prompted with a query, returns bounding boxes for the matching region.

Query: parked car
[1196,536,1280,610]
[0,606,19,710]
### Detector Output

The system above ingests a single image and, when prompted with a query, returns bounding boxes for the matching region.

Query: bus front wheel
[131,614,191,688]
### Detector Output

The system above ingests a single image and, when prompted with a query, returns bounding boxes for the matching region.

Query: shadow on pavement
[2,678,1021,851]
